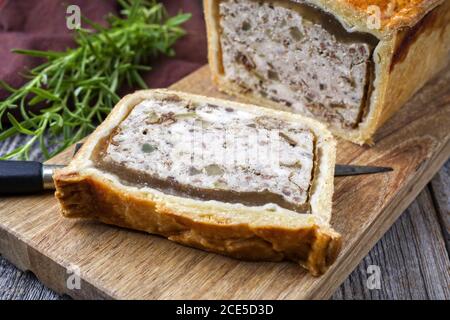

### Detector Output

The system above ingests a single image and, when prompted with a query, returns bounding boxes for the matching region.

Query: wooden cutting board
[0,65,449,300]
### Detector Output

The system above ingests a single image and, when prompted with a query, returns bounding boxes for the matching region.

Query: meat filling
[219,0,379,128]
[93,94,317,213]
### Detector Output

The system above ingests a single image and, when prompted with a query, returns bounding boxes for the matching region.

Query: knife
[0,144,393,194]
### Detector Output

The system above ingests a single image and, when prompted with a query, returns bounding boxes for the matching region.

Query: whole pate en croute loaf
[54,90,341,275]
[204,0,450,144]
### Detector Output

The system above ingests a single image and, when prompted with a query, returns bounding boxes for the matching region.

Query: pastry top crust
[345,0,443,27]
[298,0,444,37]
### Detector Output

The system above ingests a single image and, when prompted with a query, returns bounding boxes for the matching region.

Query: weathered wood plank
[0,256,62,300]
[332,184,450,300]
[430,160,450,254]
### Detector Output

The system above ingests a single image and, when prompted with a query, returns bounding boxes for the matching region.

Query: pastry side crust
[204,0,450,144]
[54,89,340,275]
[374,2,450,130]
[55,172,341,276]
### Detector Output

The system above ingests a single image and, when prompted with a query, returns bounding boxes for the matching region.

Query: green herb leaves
[0,0,191,159]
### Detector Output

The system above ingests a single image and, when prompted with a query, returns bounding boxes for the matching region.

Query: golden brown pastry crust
[306,0,444,37]
[204,0,450,144]
[54,89,341,276]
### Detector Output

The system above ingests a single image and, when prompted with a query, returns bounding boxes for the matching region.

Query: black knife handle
[0,161,43,194]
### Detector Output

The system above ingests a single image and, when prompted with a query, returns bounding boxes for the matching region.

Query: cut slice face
[218,0,379,128]
[93,94,317,213]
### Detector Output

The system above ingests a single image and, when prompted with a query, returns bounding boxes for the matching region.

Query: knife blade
[70,144,394,177]
[334,164,393,177]
[0,161,393,194]
[0,143,393,194]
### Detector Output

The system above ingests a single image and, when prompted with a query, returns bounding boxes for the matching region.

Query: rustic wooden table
[0,135,449,300]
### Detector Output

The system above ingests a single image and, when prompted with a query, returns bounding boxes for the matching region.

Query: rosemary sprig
[0,0,191,160]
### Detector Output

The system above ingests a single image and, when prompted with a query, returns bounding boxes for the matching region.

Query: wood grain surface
[0,65,449,299]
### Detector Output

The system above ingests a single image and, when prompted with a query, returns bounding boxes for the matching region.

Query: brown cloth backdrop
[0,0,207,101]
